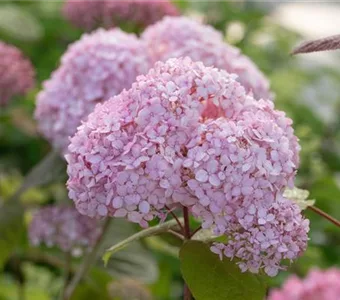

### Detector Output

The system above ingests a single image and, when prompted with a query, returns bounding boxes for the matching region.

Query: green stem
[18,282,25,300]
[61,252,71,300]
[103,218,183,264]
[182,207,192,300]
[64,218,111,300]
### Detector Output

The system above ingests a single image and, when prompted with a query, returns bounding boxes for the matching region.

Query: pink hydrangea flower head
[66,57,250,224]
[63,0,179,31]
[142,16,272,100]
[29,205,102,254]
[268,268,340,300]
[210,195,309,277]
[66,57,306,273]
[0,41,35,106]
[35,28,150,153]
[62,0,103,31]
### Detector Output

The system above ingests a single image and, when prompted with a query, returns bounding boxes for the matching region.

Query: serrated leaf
[103,218,182,266]
[180,241,266,300]
[0,5,43,41]
[283,187,315,210]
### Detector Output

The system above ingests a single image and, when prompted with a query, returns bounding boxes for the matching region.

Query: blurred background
[1,1,340,299]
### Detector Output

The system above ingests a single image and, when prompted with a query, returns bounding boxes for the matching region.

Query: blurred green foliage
[1,1,340,299]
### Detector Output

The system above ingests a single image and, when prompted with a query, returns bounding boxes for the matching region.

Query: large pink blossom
[66,57,308,275]
[66,57,249,222]
[142,16,272,100]
[268,268,340,300]
[63,0,179,31]
[29,205,102,254]
[0,41,35,106]
[35,28,150,153]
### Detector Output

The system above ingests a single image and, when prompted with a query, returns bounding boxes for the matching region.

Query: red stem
[183,207,191,240]
[165,205,185,233]
[190,225,202,238]
[308,205,340,227]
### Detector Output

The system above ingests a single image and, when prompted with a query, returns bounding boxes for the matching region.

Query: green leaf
[103,218,182,266]
[100,219,167,283]
[0,200,25,270]
[0,5,43,41]
[180,241,266,300]
[191,228,227,243]
[0,151,64,269]
[70,268,111,300]
[9,150,65,201]
[145,236,179,258]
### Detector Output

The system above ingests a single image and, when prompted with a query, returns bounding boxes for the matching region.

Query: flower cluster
[0,41,35,106]
[268,268,340,300]
[142,17,272,100]
[66,57,308,276]
[63,0,179,31]
[35,28,150,153]
[29,205,102,254]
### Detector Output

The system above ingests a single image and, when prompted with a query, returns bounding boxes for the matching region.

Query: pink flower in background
[66,57,308,275]
[35,28,150,153]
[63,0,179,31]
[29,205,102,255]
[0,41,35,106]
[268,268,340,300]
[142,16,272,100]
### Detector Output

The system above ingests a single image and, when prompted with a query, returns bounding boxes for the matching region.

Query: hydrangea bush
[66,57,309,276]
[0,41,35,106]
[268,268,340,300]
[35,28,150,153]
[2,3,340,299]
[142,17,272,100]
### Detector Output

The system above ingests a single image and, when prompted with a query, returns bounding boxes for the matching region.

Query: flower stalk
[182,207,192,300]
[64,218,111,300]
